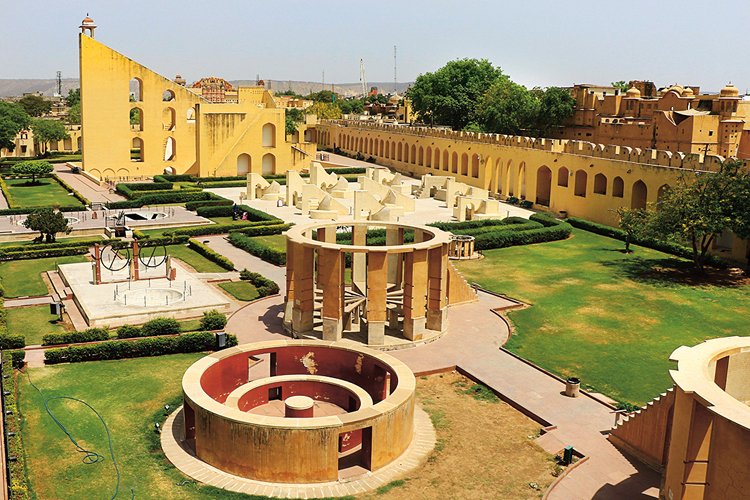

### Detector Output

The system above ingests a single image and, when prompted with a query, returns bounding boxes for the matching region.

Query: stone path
[225,289,659,499]
[200,235,287,293]
[53,164,126,203]
[3,296,54,308]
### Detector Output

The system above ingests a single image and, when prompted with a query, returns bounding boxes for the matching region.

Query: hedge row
[154,174,194,183]
[188,240,235,270]
[429,216,529,231]
[42,327,110,346]
[117,186,200,200]
[0,205,83,216]
[0,176,15,208]
[116,182,175,197]
[0,298,25,349]
[185,199,233,211]
[0,237,110,256]
[108,190,214,208]
[116,317,181,339]
[2,354,31,499]
[167,220,279,237]
[44,331,238,364]
[566,217,728,267]
[52,175,91,206]
[198,180,247,188]
[0,245,90,262]
[471,214,571,250]
[229,232,286,265]
[195,204,279,221]
[230,223,291,237]
[239,269,280,297]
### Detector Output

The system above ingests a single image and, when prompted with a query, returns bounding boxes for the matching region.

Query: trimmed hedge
[108,190,213,208]
[168,220,279,237]
[0,246,90,261]
[230,223,291,237]
[0,176,14,208]
[141,317,181,337]
[195,204,278,221]
[197,180,247,188]
[199,310,227,331]
[42,327,110,346]
[2,354,31,498]
[229,232,286,265]
[0,335,25,350]
[0,205,83,216]
[188,240,235,270]
[154,174,195,183]
[116,182,175,198]
[566,217,728,267]
[185,199,233,211]
[8,349,26,369]
[471,214,571,250]
[52,175,91,206]
[0,237,110,257]
[429,216,528,231]
[44,331,239,364]
[239,269,280,297]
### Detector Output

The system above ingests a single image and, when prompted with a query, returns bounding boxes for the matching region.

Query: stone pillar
[93,243,101,285]
[426,244,448,332]
[386,227,404,287]
[292,244,314,335]
[403,248,428,341]
[284,240,296,329]
[319,248,343,341]
[131,239,140,281]
[352,226,367,289]
[366,251,388,345]
[284,396,314,418]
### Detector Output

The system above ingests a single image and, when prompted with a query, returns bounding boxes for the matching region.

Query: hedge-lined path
[53,164,126,203]
[224,287,658,498]
[3,296,54,308]
[200,235,287,294]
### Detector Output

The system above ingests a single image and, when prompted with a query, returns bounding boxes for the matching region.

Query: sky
[2,0,749,93]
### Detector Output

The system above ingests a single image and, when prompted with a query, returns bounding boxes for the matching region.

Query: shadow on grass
[601,256,748,288]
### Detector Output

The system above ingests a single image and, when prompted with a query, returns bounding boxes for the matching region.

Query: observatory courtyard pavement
[225,286,659,499]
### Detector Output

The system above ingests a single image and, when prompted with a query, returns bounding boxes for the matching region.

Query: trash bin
[565,377,580,398]
[563,445,574,465]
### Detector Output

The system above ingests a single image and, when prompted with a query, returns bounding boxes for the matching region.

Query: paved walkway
[200,235,287,293]
[3,296,54,308]
[225,289,659,499]
[53,164,126,203]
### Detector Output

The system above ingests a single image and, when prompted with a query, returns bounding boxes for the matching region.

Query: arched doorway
[262,123,276,147]
[574,170,587,197]
[237,154,251,175]
[613,177,624,198]
[262,153,276,175]
[536,166,552,206]
[631,180,647,209]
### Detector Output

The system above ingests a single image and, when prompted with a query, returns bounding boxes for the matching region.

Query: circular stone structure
[179,340,418,484]
[448,234,478,260]
[119,288,184,307]
[283,221,475,347]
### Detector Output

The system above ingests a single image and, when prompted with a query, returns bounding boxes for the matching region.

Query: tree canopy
[65,88,81,108]
[31,119,69,153]
[11,160,54,183]
[639,159,750,270]
[0,102,31,151]
[407,58,504,130]
[285,108,305,135]
[66,103,81,125]
[611,81,629,93]
[22,208,72,243]
[476,79,539,135]
[307,102,341,120]
[17,94,51,117]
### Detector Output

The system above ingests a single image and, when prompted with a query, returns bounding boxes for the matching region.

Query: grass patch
[218,281,260,301]
[460,383,499,403]
[376,479,407,495]
[248,234,286,253]
[0,255,87,297]
[208,217,261,227]
[166,244,226,273]
[7,305,67,345]
[0,235,104,248]
[455,228,750,405]
[4,177,84,208]
[178,319,202,332]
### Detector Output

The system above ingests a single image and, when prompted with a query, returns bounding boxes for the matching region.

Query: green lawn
[248,234,286,253]
[455,229,750,406]
[0,255,87,297]
[4,177,83,208]
[6,305,67,345]
[17,354,269,499]
[166,245,225,273]
[218,281,259,301]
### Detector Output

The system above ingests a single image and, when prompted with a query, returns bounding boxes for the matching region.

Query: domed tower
[174,74,186,86]
[79,14,96,38]
[622,86,641,115]
[718,83,740,117]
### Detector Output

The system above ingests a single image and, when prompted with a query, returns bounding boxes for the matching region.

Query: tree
[615,207,648,253]
[611,81,629,93]
[11,160,53,184]
[407,58,504,129]
[0,102,31,152]
[339,98,364,115]
[65,88,81,108]
[66,103,81,125]
[31,119,69,154]
[476,79,538,135]
[17,94,51,117]
[645,159,750,271]
[535,87,575,136]
[307,102,342,120]
[306,90,337,103]
[22,208,72,243]
[285,108,305,135]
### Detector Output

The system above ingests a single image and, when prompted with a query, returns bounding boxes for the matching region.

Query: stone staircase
[608,387,675,471]
[446,261,478,305]
[46,270,72,300]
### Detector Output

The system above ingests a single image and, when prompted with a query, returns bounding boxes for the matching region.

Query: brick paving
[53,164,126,203]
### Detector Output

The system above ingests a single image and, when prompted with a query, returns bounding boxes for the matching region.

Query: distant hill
[0,79,412,98]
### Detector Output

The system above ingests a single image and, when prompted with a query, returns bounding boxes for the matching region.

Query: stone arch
[631,180,647,209]
[88,168,102,180]
[130,107,143,131]
[593,173,607,195]
[418,146,424,166]
[131,137,143,162]
[425,147,432,167]
[506,160,516,196]
[451,152,459,173]
[262,153,276,175]
[162,89,176,102]
[164,137,176,161]
[460,153,469,176]
[76,136,82,152]
[390,141,396,159]
[162,107,176,131]
[558,167,569,187]
[410,144,416,164]
[613,176,624,198]
[237,153,251,175]
[397,142,403,161]
[471,154,480,178]
[491,158,502,194]
[574,170,587,197]
[102,168,116,181]
[385,141,390,158]
[517,162,526,198]
[443,150,449,171]
[116,168,130,180]
[657,184,671,205]
[404,143,410,163]
[379,139,384,156]
[368,138,373,154]
[262,123,276,147]
[186,107,196,124]
[536,166,552,207]
[129,77,142,101]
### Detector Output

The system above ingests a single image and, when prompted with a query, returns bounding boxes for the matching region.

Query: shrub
[0,246,90,261]
[44,331,239,364]
[0,206,82,216]
[107,191,213,209]
[0,334,25,350]
[8,349,25,369]
[471,216,571,250]
[141,317,181,337]
[185,199,233,211]
[520,200,533,209]
[230,223,291,237]
[195,204,278,221]
[116,325,142,339]
[239,269,280,297]
[52,175,91,206]
[42,327,110,346]
[199,310,227,331]
[187,240,235,270]
[168,220,281,237]
[229,232,286,265]
[197,180,246,188]
[506,196,519,205]
[155,174,196,183]
[2,354,30,497]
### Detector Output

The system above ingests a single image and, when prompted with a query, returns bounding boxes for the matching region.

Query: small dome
[720,83,739,97]
[174,74,185,85]
[81,16,95,26]
[668,85,684,95]
[626,86,641,98]
[682,87,694,97]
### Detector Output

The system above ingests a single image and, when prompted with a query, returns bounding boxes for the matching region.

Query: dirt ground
[362,371,556,500]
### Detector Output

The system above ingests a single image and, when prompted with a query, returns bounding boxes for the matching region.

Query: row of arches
[130,107,196,132]
[128,78,179,103]
[130,136,177,162]
[237,153,276,176]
